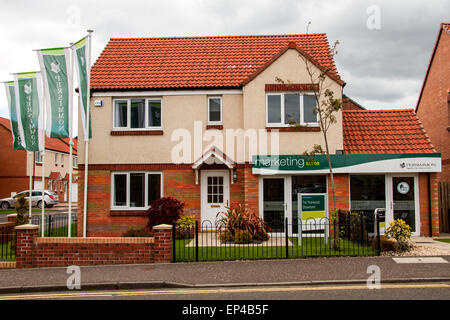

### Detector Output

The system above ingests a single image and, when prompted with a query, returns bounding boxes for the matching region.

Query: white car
[0,190,59,209]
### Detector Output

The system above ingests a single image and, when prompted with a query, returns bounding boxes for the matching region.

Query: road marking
[392,257,448,264]
[0,283,448,300]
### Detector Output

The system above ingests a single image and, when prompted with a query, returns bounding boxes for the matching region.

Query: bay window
[111,172,162,209]
[113,98,162,130]
[266,93,318,126]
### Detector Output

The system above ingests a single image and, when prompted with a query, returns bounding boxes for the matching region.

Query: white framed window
[266,93,318,127]
[54,153,58,164]
[111,172,163,210]
[207,97,222,124]
[73,156,78,168]
[60,154,64,165]
[35,151,43,163]
[113,98,162,130]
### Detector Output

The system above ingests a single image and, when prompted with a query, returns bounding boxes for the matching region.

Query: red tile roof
[416,22,450,111]
[91,33,343,91]
[0,117,77,155]
[343,109,435,154]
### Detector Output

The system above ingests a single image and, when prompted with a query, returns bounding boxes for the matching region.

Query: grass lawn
[174,236,377,262]
[0,241,15,261]
[44,223,77,237]
[434,238,450,244]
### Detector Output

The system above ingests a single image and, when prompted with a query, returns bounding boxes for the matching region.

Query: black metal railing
[173,215,381,262]
[31,213,78,237]
[0,232,16,261]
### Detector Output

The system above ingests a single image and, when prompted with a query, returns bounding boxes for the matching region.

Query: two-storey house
[77,33,441,237]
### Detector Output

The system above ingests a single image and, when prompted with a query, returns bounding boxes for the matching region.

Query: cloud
[0,0,448,125]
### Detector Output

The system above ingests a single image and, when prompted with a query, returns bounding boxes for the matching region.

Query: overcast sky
[0,0,448,133]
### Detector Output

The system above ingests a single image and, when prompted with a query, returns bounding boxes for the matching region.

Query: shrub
[234,230,253,244]
[146,197,185,230]
[122,228,152,237]
[219,231,233,243]
[15,194,30,225]
[372,236,399,252]
[385,219,412,249]
[176,216,196,239]
[216,204,270,242]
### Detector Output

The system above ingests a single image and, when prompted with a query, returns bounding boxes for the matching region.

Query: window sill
[206,125,223,130]
[110,210,148,216]
[110,130,163,136]
[266,126,320,132]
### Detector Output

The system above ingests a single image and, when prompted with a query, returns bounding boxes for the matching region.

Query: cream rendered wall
[243,48,344,160]
[79,93,245,164]
[27,150,77,179]
[80,48,343,165]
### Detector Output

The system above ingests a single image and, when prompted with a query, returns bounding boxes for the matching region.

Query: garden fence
[173,213,381,262]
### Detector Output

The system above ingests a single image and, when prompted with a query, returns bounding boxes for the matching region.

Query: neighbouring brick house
[416,23,450,182]
[415,23,450,232]
[0,116,78,202]
[77,33,441,237]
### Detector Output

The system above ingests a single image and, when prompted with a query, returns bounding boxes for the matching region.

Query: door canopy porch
[192,146,235,184]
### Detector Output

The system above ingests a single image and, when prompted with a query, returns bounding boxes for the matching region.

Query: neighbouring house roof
[90,33,343,91]
[0,117,77,155]
[48,171,61,180]
[416,22,450,112]
[342,94,366,110]
[343,109,436,154]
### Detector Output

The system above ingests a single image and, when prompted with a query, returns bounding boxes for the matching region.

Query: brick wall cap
[153,224,173,230]
[15,224,39,230]
[7,214,17,218]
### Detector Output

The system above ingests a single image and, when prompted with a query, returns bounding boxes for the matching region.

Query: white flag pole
[41,140,45,237]
[68,45,74,238]
[29,153,32,218]
[83,30,93,238]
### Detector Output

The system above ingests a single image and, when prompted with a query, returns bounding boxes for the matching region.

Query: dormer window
[266,93,318,127]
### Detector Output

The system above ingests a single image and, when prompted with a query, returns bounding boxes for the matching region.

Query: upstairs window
[208,97,222,124]
[35,151,43,163]
[266,93,318,127]
[113,98,162,130]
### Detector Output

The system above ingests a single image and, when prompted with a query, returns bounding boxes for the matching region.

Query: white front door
[201,170,230,225]
[386,174,420,236]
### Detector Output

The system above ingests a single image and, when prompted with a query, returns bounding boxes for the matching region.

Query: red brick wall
[0,125,28,199]
[418,172,440,236]
[15,225,172,268]
[416,27,450,182]
[328,173,350,212]
[243,165,259,213]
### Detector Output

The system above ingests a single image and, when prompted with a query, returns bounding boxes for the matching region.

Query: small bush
[234,230,253,244]
[147,197,185,230]
[385,219,412,249]
[176,216,196,239]
[122,229,152,237]
[219,231,233,243]
[15,194,30,225]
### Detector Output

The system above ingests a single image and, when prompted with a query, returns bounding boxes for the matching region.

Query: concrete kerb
[1,277,450,295]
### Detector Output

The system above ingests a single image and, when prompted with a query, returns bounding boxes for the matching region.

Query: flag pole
[29,152,32,218]
[41,139,45,236]
[83,30,93,238]
[68,43,74,238]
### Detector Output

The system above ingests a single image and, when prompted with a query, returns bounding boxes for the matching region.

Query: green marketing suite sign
[300,194,326,220]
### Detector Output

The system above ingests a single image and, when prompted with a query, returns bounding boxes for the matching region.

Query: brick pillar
[7,214,17,225]
[15,224,38,269]
[153,224,172,263]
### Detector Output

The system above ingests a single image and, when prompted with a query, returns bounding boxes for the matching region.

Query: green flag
[13,72,44,152]
[4,81,25,150]
[37,47,71,138]
[73,36,92,140]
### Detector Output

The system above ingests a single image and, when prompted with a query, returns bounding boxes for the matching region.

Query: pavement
[0,255,450,294]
